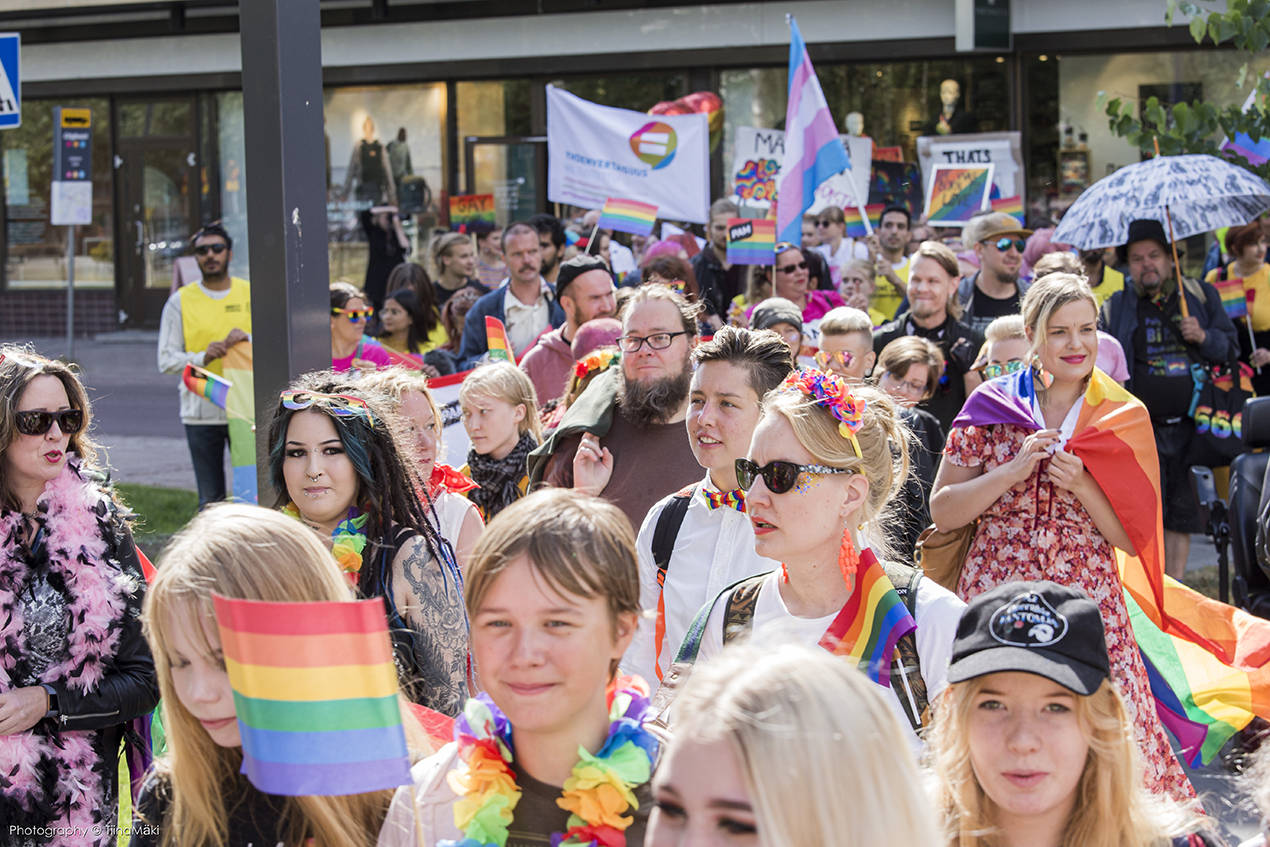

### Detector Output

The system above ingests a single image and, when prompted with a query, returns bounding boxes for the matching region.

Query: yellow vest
[179,278,251,376]
[1088,265,1125,308]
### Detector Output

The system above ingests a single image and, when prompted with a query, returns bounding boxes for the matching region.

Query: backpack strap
[650,487,695,681]
[879,560,929,732]
[721,574,766,645]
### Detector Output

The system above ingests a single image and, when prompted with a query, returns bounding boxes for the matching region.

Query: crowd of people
[6,193,1270,847]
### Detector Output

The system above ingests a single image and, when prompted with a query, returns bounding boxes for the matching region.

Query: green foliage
[1104,1,1270,178]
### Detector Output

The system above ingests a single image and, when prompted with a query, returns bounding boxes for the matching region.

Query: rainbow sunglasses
[332,306,374,323]
[280,389,377,425]
[813,349,855,371]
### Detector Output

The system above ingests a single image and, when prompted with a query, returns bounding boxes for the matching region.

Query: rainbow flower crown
[782,369,865,458]
[574,348,621,381]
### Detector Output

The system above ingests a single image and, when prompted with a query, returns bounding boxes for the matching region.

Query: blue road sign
[0,34,19,129]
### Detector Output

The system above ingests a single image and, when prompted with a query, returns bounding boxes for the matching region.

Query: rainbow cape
[954,367,1270,764]
[597,197,658,238]
[817,548,917,686]
[182,363,231,409]
[213,594,411,796]
[843,203,884,239]
[1213,274,1250,320]
[485,316,516,365]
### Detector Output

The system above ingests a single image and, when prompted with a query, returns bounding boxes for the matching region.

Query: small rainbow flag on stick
[844,204,884,239]
[817,549,917,687]
[213,594,412,796]
[990,196,1025,227]
[597,197,658,238]
[726,218,777,266]
[1214,276,1249,320]
[182,363,231,409]
[485,316,517,365]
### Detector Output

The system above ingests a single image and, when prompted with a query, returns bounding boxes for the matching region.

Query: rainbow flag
[213,594,411,796]
[222,343,257,503]
[843,204,884,239]
[817,549,916,687]
[726,217,777,266]
[925,165,993,226]
[182,363,231,409]
[1214,275,1249,320]
[990,196,1025,227]
[597,197,658,238]
[954,366,1270,764]
[485,316,516,365]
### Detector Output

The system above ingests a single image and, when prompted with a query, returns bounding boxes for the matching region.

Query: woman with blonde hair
[681,370,965,744]
[458,362,541,519]
[649,643,940,846]
[929,580,1218,847]
[133,503,431,847]
[430,231,489,306]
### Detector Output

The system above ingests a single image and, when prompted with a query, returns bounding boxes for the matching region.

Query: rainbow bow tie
[702,488,746,512]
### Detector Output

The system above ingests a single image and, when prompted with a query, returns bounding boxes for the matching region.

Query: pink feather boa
[0,464,139,847]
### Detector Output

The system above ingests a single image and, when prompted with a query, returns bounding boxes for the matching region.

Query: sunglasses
[975,359,1027,379]
[193,243,228,256]
[813,350,854,370]
[332,307,374,323]
[280,390,376,425]
[734,458,852,494]
[15,409,84,437]
[816,220,840,228]
[776,261,809,274]
[991,237,1027,253]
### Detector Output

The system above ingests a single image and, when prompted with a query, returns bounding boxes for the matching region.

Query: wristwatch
[40,684,59,718]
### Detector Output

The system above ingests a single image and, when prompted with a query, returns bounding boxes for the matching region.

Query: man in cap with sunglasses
[157,223,251,506]
[957,211,1034,335]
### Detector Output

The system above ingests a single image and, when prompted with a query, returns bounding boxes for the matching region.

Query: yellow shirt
[1088,265,1125,308]
[380,322,449,354]
[871,257,909,322]
[179,277,251,376]
[1205,263,1270,332]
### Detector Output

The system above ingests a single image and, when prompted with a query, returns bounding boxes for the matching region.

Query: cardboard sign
[923,164,994,228]
[449,193,495,231]
[726,217,775,266]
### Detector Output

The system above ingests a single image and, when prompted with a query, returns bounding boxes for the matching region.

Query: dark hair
[440,287,482,353]
[379,288,440,350]
[384,263,440,335]
[191,222,233,252]
[1228,222,1266,257]
[881,205,911,228]
[330,281,366,311]
[265,371,443,603]
[691,325,794,397]
[641,254,700,302]
[501,222,538,252]
[527,214,566,250]
[555,253,612,301]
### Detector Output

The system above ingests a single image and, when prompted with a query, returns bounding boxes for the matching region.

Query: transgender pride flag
[777,16,850,246]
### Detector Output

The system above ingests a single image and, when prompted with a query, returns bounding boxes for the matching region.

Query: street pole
[65,224,74,360]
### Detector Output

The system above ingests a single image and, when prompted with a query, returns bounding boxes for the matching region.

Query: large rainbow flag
[597,197,658,238]
[954,367,1270,764]
[213,594,412,796]
[817,548,917,687]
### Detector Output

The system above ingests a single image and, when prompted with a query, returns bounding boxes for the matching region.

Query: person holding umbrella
[1099,218,1239,579]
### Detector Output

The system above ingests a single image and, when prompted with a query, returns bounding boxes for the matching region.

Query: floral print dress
[945,422,1195,802]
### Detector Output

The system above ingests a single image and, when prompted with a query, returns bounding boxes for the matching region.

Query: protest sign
[547,85,709,223]
[726,217,776,266]
[729,127,872,214]
[924,164,994,227]
[916,131,1023,202]
[449,193,495,231]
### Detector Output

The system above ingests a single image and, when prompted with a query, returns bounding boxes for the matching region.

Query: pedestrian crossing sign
[0,33,18,130]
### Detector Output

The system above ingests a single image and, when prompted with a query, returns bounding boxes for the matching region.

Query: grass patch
[115,483,198,560]
[1181,564,1223,601]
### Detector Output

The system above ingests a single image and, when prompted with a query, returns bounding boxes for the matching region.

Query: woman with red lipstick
[930,274,1194,800]
[930,580,1217,847]
[0,347,159,847]
[134,504,431,847]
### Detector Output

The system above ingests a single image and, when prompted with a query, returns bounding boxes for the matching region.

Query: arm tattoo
[395,537,470,716]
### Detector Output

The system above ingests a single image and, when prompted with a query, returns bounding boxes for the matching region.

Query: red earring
[780,562,790,584]
[838,527,860,581]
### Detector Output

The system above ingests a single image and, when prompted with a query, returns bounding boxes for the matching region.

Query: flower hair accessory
[782,369,864,458]
[574,348,621,381]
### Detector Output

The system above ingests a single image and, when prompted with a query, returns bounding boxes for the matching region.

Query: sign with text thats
[52,106,93,225]
[0,33,19,129]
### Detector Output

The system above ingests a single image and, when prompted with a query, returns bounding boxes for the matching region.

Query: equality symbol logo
[629,121,677,170]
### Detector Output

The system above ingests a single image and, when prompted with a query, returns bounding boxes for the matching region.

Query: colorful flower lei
[281,503,368,586]
[782,368,865,457]
[574,348,621,381]
[439,676,658,847]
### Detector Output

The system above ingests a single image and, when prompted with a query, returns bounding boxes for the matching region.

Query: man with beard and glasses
[956,211,1034,334]
[519,253,617,403]
[528,284,702,528]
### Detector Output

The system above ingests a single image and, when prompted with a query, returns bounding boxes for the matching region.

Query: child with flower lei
[376,489,658,847]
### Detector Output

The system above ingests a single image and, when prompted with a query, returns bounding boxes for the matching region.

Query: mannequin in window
[344,116,397,207]
[929,79,976,136]
[386,127,414,201]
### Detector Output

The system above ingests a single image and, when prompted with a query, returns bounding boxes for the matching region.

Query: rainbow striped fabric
[1214,275,1250,320]
[817,549,916,687]
[726,217,777,266]
[221,344,257,502]
[954,366,1270,765]
[844,204,885,239]
[212,594,412,796]
[990,195,1025,226]
[485,315,516,365]
[597,197,658,237]
[182,363,231,409]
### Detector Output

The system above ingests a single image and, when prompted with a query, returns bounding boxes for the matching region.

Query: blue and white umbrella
[1053,153,1270,249]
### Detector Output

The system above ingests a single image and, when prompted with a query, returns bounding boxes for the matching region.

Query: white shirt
[608,241,637,277]
[428,488,474,555]
[696,567,965,752]
[814,238,870,282]
[621,475,779,685]
[502,279,552,356]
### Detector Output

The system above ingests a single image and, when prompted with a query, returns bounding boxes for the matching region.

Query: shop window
[211,92,250,281]
[456,79,534,224]
[2,97,113,291]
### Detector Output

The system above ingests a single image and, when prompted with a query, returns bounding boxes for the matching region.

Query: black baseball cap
[946,581,1110,696]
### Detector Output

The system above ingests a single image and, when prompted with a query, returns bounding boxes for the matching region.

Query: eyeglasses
[776,261,809,274]
[280,390,376,425]
[618,331,689,353]
[883,373,929,396]
[734,458,852,494]
[975,359,1027,379]
[814,350,854,370]
[193,243,228,256]
[990,237,1027,253]
[815,220,839,228]
[15,409,84,437]
[331,307,374,323]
